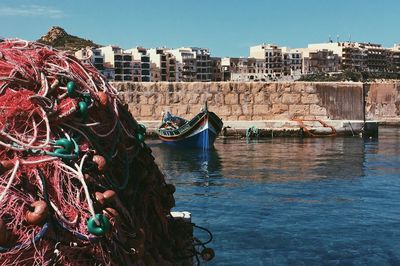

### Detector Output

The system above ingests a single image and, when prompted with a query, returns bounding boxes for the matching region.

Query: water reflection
[148,136,367,183]
[149,141,222,186]
[147,129,400,265]
[215,136,366,182]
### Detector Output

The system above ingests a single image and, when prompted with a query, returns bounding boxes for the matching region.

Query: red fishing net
[0,39,180,265]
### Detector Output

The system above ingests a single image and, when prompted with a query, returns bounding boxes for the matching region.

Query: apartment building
[147,48,177,82]
[250,44,284,78]
[210,57,223,81]
[302,49,340,74]
[99,46,132,81]
[390,44,400,72]
[360,43,389,72]
[221,57,274,81]
[341,45,364,70]
[131,60,142,82]
[221,57,234,81]
[221,57,249,81]
[281,47,302,77]
[125,47,151,82]
[168,47,211,81]
[308,42,364,71]
[168,48,196,81]
[220,44,303,81]
[150,63,160,81]
[251,58,275,81]
[308,42,391,72]
[194,48,212,81]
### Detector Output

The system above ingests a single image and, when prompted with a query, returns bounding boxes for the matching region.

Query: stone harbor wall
[112,82,375,121]
[365,82,400,123]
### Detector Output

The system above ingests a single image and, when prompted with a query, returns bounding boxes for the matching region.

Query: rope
[292,118,337,137]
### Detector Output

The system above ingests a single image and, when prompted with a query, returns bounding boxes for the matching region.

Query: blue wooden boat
[156,105,223,149]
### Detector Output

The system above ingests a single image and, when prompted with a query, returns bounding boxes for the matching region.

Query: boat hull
[157,111,223,149]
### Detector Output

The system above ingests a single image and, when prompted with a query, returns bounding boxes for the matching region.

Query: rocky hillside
[37,26,100,51]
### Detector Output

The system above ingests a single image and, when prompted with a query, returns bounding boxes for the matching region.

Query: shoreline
[140,120,382,138]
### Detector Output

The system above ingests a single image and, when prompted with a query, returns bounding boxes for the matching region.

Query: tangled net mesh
[0,39,182,265]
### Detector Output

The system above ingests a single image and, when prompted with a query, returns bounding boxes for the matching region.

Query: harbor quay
[111,81,400,137]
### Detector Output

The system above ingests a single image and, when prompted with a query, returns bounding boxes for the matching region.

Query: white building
[308,42,345,57]
[125,47,151,82]
[147,48,177,82]
[221,57,249,81]
[250,44,285,78]
[221,57,274,82]
[99,46,132,81]
[390,44,400,72]
[307,42,391,72]
[168,47,211,81]
[281,47,303,78]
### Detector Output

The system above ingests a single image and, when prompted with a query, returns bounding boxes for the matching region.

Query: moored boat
[156,105,223,149]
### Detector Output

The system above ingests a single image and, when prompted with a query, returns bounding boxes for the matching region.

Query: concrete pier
[109,81,400,138]
[139,120,379,138]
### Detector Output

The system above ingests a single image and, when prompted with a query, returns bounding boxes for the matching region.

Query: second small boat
[156,104,223,149]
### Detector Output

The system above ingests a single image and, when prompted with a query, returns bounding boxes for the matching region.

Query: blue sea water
[148,127,400,266]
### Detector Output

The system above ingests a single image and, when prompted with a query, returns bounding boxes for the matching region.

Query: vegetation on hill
[37,26,100,51]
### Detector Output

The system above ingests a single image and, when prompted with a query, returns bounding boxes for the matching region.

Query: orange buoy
[103,207,119,219]
[103,190,116,202]
[201,247,215,261]
[96,91,108,109]
[95,191,105,205]
[0,160,14,174]
[25,200,48,225]
[92,155,107,173]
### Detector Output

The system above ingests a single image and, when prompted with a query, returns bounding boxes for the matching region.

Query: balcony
[123,55,132,61]
[95,65,104,70]
[141,63,150,69]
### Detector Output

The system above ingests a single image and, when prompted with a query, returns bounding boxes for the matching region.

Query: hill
[37,26,100,51]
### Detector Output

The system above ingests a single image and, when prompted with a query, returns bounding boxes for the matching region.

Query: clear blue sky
[1,0,399,57]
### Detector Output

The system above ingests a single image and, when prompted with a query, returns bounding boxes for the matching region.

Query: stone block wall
[111,82,367,121]
[366,82,400,122]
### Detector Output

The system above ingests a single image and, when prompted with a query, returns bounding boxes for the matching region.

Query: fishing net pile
[0,39,182,265]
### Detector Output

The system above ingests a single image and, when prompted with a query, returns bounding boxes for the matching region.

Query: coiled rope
[0,39,181,265]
